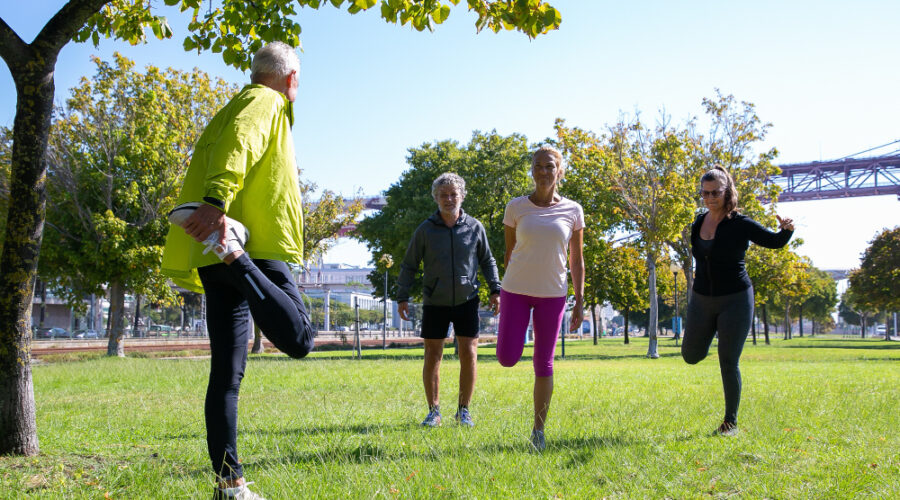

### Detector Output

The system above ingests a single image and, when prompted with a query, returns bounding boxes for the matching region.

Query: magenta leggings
[496,290,566,377]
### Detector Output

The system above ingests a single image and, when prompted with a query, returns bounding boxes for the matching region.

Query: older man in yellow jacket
[162,41,313,500]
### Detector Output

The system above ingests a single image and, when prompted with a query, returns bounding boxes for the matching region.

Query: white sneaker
[213,482,266,500]
[168,202,249,260]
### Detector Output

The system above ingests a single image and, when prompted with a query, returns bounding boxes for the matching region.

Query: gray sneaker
[167,202,204,226]
[454,407,475,427]
[530,428,546,451]
[421,406,441,427]
[212,482,266,500]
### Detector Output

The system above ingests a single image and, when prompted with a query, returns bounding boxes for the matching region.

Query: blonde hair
[531,145,565,179]
[700,165,739,214]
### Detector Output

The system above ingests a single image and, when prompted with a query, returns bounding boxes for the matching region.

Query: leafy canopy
[74,0,562,70]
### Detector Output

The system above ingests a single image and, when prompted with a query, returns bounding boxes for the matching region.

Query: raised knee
[681,350,705,365]
[497,353,519,368]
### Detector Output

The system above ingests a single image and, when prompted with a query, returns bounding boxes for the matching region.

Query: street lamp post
[379,254,394,350]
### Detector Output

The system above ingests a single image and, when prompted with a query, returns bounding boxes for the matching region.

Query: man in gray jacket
[397,172,501,428]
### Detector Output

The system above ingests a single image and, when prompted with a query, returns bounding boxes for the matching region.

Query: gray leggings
[681,287,754,425]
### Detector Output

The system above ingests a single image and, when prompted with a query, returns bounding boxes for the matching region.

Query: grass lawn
[2,335,898,499]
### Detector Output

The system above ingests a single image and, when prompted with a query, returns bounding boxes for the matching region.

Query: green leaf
[433,5,450,24]
[353,0,376,9]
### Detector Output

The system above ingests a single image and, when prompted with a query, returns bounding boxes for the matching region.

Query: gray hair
[431,172,466,201]
[250,42,300,83]
[532,144,565,179]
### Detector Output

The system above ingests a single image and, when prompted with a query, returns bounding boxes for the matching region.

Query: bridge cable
[836,139,900,160]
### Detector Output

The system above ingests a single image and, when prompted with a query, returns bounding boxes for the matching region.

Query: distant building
[297,262,404,330]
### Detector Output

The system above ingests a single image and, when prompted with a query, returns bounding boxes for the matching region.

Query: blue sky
[2,1,898,270]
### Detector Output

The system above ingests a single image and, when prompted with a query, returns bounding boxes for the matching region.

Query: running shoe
[454,406,475,427]
[421,406,441,427]
[212,482,266,500]
[714,421,738,437]
[530,428,546,451]
[167,201,204,226]
[168,202,249,261]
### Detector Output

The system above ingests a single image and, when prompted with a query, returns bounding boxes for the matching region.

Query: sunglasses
[700,189,725,198]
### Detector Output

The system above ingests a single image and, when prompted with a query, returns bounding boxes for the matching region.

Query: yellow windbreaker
[161,84,304,292]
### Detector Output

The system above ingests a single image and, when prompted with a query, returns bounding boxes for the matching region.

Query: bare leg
[457,337,478,407]
[423,339,445,408]
[533,375,554,431]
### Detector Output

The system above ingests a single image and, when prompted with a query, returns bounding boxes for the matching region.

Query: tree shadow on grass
[251,422,416,438]
[778,342,900,351]
[166,422,416,441]
[479,433,637,457]
[244,442,440,467]
[260,351,685,363]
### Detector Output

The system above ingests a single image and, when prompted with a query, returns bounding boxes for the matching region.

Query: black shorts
[421,298,480,339]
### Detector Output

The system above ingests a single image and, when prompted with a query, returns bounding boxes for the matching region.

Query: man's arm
[396,225,425,304]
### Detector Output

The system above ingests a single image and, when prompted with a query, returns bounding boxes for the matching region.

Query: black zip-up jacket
[691,211,793,296]
[396,210,501,306]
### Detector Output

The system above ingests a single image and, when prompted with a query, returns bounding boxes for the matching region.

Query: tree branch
[0,17,29,74]
[31,0,111,66]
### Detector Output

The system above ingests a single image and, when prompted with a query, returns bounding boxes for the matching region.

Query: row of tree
[840,226,900,338]
[355,92,843,353]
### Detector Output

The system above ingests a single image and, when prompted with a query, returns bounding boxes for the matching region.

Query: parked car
[48,327,70,339]
[875,325,887,336]
[75,329,100,339]
[33,327,52,339]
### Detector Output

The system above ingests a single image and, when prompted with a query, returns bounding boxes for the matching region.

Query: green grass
[2,336,898,499]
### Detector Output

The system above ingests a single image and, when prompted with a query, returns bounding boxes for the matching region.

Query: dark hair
[700,165,739,214]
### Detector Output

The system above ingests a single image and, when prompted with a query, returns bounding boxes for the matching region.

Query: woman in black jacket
[682,166,794,436]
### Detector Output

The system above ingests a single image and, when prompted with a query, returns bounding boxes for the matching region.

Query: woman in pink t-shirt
[497,145,585,451]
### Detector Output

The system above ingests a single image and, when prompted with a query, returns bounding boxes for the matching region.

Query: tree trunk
[751,307,757,345]
[761,304,770,345]
[623,308,630,345]
[798,305,804,337]
[106,281,126,357]
[783,303,790,340]
[0,52,59,458]
[251,324,263,354]
[0,0,112,456]
[591,302,598,345]
[646,254,659,358]
[861,315,867,339]
[131,294,141,339]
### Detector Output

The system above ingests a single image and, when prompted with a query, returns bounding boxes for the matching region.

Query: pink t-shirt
[501,195,584,297]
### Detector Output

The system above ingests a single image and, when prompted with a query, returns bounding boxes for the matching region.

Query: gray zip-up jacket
[396,210,501,307]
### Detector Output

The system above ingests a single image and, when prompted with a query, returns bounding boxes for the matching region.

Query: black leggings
[198,254,314,480]
[681,287,754,425]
